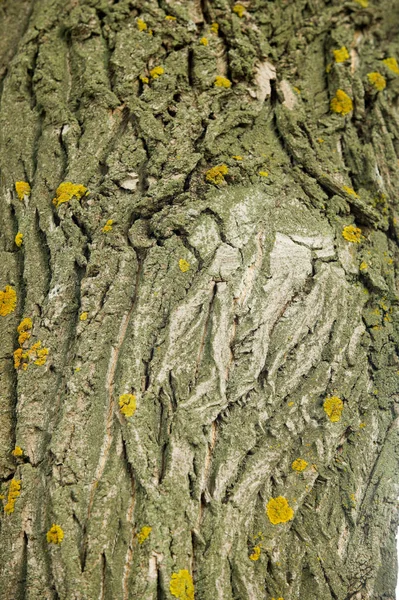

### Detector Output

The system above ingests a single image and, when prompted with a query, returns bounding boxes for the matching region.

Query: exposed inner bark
[0,0,399,599]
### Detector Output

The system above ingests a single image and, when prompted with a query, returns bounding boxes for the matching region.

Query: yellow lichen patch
[214,75,231,88]
[354,0,368,5]
[266,496,294,525]
[232,155,243,160]
[137,18,147,31]
[29,341,49,367]
[119,393,137,418]
[15,232,23,247]
[102,219,113,233]
[137,526,152,544]
[249,545,261,560]
[12,446,23,457]
[15,181,31,200]
[323,396,344,422]
[383,57,399,75]
[288,401,294,407]
[46,524,64,544]
[165,15,177,20]
[80,312,88,321]
[179,259,190,273]
[333,46,349,63]
[367,72,386,91]
[169,569,195,600]
[210,22,219,34]
[52,182,88,208]
[4,479,21,514]
[205,164,228,185]
[200,37,208,46]
[330,89,353,115]
[0,285,17,316]
[140,75,149,84]
[259,171,269,177]
[233,4,245,17]
[292,458,308,472]
[150,66,164,79]
[17,317,33,346]
[342,225,362,243]
[359,422,366,428]
[13,348,23,369]
[342,186,359,198]
[359,261,368,271]
[325,63,332,74]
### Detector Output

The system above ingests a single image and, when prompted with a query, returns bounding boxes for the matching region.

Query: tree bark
[0,0,399,599]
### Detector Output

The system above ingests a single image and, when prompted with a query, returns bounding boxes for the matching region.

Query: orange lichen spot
[15,181,31,200]
[330,89,353,115]
[259,171,269,177]
[367,72,386,91]
[13,348,23,369]
[15,232,23,247]
[292,458,308,472]
[119,393,137,418]
[333,47,349,63]
[169,569,195,600]
[342,225,362,243]
[232,155,243,160]
[343,186,359,198]
[137,526,152,544]
[359,261,368,271]
[200,37,208,46]
[17,318,33,345]
[179,259,190,273]
[150,66,164,79]
[140,75,149,84]
[210,22,219,34]
[12,446,23,457]
[0,285,17,316]
[46,524,64,544]
[249,544,261,560]
[214,75,232,88]
[233,4,245,17]
[137,18,147,31]
[205,164,228,184]
[80,312,88,321]
[102,219,113,233]
[30,341,49,366]
[165,15,177,20]
[383,57,399,75]
[323,395,344,422]
[266,496,294,524]
[4,479,21,514]
[52,182,88,208]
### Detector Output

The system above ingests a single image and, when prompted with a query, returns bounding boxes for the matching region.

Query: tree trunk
[1,0,399,598]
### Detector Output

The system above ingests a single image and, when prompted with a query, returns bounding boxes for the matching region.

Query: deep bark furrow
[1,1,399,599]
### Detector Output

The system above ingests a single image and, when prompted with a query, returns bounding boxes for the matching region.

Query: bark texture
[0,0,399,599]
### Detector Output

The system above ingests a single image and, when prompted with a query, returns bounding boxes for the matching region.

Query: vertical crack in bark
[121,440,137,600]
[81,255,143,570]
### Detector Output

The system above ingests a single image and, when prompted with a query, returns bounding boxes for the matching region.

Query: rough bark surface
[0,0,399,599]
